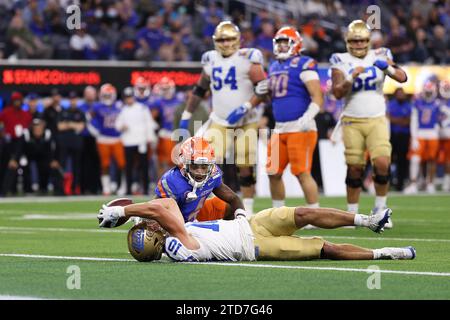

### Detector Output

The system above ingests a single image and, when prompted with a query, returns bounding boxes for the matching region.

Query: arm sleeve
[299,70,320,82]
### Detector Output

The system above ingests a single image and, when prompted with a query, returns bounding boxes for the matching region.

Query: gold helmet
[345,20,371,58]
[213,21,241,57]
[127,220,167,262]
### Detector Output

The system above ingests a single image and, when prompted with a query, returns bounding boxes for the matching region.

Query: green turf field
[0,195,449,300]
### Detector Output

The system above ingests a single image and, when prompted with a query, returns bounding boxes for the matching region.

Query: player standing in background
[152,76,184,178]
[154,137,247,223]
[88,83,126,196]
[403,82,442,194]
[262,26,323,211]
[330,20,407,222]
[438,80,450,192]
[133,77,156,116]
[178,21,268,215]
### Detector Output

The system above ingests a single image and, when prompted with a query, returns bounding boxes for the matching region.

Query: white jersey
[440,101,450,139]
[202,48,264,127]
[165,217,255,262]
[330,48,393,118]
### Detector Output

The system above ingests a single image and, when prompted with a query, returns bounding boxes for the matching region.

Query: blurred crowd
[0,0,448,64]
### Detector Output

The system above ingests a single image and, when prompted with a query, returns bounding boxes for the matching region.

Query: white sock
[410,155,420,182]
[375,196,387,209]
[306,202,319,208]
[243,198,254,215]
[353,214,369,227]
[347,203,359,214]
[272,199,285,208]
[101,175,111,194]
[372,249,383,260]
[444,174,450,189]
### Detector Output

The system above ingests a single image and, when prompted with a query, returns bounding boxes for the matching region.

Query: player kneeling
[98,198,416,262]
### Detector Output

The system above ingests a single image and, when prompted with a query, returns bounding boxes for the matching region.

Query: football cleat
[371,206,393,229]
[379,246,416,260]
[368,208,392,233]
[426,183,436,194]
[403,183,418,195]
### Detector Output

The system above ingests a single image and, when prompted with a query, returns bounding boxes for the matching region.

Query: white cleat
[426,183,436,194]
[301,224,320,230]
[371,206,393,229]
[368,208,392,233]
[379,246,416,260]
[403,183,418,195]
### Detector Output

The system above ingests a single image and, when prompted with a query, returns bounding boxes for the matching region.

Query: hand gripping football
[98,198,133,228]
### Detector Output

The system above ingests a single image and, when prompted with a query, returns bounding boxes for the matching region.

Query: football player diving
[97,197,416,263]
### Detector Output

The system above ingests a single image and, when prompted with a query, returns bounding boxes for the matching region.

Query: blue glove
[373,59,389,70]
[226,102,251,125]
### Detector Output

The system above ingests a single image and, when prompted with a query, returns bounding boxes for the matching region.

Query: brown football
[98,198,133,228]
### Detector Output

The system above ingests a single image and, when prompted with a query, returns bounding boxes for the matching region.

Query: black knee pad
[345,168,363,188]
[373,168,390,185]
[239,168,256,187]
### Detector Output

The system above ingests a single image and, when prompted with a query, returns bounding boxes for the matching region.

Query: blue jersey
[414,98,440,130]
[79,101,100,137]
[155,166,223,222]
[153,93,184,131]
[387,99,412,134]
[268,55,318,122]
[91,102,122,138]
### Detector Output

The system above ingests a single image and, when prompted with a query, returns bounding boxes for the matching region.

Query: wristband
[385,65,396,76]
[345,73,354,84]
[234,208,247,219]
[181,110,193,120]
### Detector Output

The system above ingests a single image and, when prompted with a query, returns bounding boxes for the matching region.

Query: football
[98,198,133,228]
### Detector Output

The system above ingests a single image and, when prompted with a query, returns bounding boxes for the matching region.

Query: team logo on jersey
[290,57,300,68]
[183,191,197,203]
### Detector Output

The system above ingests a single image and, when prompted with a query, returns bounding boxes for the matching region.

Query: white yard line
[10,213,98,220]
[3,226,450,243]
[0,253,135,262]
[1,253,450,278]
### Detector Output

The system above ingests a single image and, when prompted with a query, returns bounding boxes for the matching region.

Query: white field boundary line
[1,226,450,243]
[0,295,46,300]
[1,253,450,278]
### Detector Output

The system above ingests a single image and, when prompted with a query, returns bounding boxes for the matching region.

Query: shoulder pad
[374,47,393,60]
[201,50,216,66]
[329,53,343,65]
[300,56,318,71]
[239,48,264,64]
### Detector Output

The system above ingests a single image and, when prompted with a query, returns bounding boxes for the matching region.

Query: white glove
[411,138,420,151]
[255,79,269,95]
[97,205,125,228]
[297,102,320,129]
